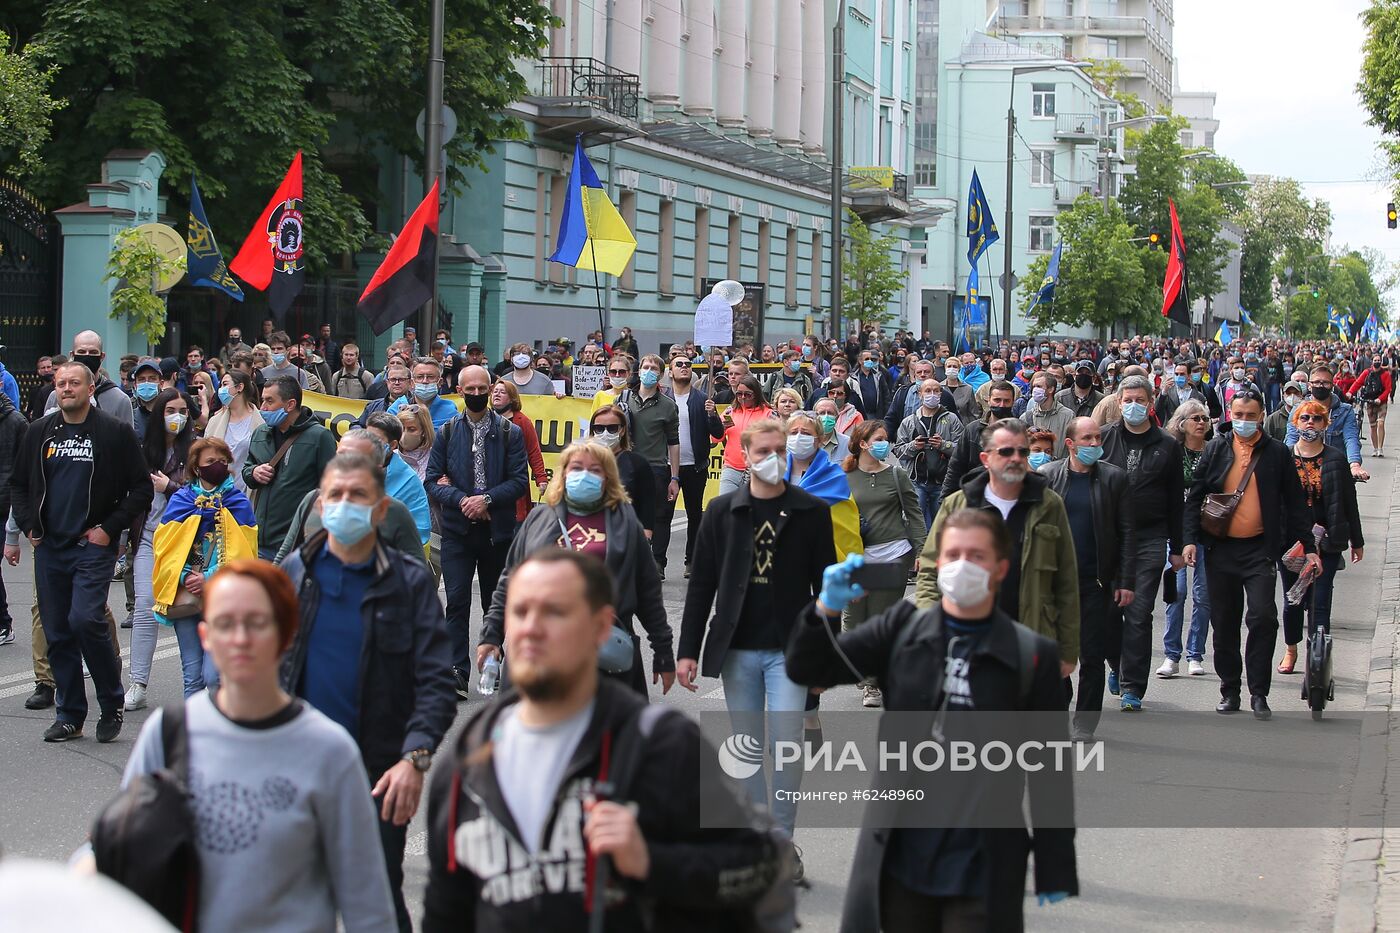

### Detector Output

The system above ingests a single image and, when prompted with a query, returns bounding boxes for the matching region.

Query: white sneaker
[861,684,883,708]
[1188,660,1206,676]
[0,628,14,646]
[124,683,148,711]
[1155,659,1179,678]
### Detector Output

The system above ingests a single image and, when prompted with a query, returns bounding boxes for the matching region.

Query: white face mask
[937,558,993,610]
[788,434,817,459]
[609,375,628,389]
[592,428,622,449]
[164,413,188,433]
[749,452,785,485]
[513,353,532,370]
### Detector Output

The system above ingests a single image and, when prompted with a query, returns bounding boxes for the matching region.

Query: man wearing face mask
[624,355,682,577]
[1041,418,1135,736]
[883,359,938,437]
[678,419,834,874]
[505,343,556,395]
[362,416,433,549]
[1266,380,1306,441]
[279,452,454,933]
[1215,357,1263,423]
[389,358,456,429]
[762,348,815,404]
[919,419,1080,687]
[1099,376,1184,712]
[69,330,133,426]
[1157,359,1212,425]
[128,357,164,442]
[261,331,310,389]
[1020,372,1073,457]
[243,375,338,560]
[1056,360,1104,419]
[858,350,894,418]
[661,355,725,578]
[940,381,1018,500]
[427,365,529,698]
[972,357,1010,417]
[1285,364,1368,481]
[894,377,962,530]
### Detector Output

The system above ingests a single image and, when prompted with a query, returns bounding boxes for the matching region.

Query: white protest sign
[695,293,735,347]
[571,365,606,399]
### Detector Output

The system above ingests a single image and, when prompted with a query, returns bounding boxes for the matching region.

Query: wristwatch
[404,748,433,772]
[670,476,680,484]
[482,494,493,507]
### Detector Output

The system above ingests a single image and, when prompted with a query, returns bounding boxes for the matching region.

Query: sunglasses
[608,370,629,376]
[993,446,1031,459]
[673,360,692,367]
[591,426,622,435]
[1187,415,1209,423]
[1297,413,1326,424]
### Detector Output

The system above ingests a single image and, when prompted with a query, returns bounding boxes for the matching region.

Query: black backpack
[92,704,201,932]
[1361,368,1385,402]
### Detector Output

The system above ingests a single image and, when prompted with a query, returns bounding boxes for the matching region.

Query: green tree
[0,34,65,176]
[10,0,555,268]
[1359,0,1400,192]
[843,212,909,328]
[1018,195,1147,334]
[105,226,187,346]
[1236,175,1331,322]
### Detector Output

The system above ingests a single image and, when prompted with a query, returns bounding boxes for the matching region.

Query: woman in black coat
[1276,399,1364,674]
[586,404,656,536]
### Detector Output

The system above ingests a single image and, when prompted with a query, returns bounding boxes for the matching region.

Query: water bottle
[479,656,501,697]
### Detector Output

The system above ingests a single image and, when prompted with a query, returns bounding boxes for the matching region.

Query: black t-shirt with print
[729,492,787,651]
[41,419,97,546]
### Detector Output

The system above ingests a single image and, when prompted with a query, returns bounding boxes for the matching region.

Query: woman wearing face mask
[476,441,674,698]
[150,438,258,694]
[813,397,852,462]
[124,388,198,711]
[841,421,925,707]
[491,380,549,522]
[1158,400,1212,678]
[1027,428,1057,471]
[1275,400,1364,675]
[718,375,776,495]
[395,403,436,481]
[204,370,260,492]
[588,405,656,537]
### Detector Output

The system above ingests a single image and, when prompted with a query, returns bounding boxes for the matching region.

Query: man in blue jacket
[280,452,455,932]
[426,365,529,698]
[1285,363,1369,482]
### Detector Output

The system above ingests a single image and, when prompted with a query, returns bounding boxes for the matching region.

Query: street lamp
[830,0,847,343]
[1002,62,1089,342]
[1100,114,1168,210]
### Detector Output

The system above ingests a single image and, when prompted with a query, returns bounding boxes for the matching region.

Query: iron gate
[0,178,59,395]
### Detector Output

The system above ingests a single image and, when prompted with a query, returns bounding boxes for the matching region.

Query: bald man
[67,331,134,426]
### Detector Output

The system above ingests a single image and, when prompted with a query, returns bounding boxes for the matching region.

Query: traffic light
[1389,202,1397,229]
[1312,286,1321,299]
[1148,229,1161,248]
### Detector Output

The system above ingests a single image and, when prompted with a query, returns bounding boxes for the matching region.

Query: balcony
[846,168,911,223]
[1054,182,1096,207]
[526,58,642,143]
[1054,112,1100,143]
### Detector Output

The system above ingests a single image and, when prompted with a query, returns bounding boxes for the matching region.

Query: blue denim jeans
[171,618,207,697]
[1163,554,1210,662]
[720,649,807,836]
[915,480,941,531]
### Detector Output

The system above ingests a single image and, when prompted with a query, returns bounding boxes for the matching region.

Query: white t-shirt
[983,487,1018,521]
[492,700,595,854]
[675,391,694,466]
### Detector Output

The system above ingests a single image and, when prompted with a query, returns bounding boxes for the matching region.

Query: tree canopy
[1019,195,1146,335]
[0,35,65,176]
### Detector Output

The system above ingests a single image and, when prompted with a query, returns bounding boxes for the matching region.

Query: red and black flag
[230,152,305,320]
[357,180,439,335]
[1160,197,1191,327]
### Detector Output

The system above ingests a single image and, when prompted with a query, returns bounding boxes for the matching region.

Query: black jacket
[10,405,153,542]
[0,393,27,520]
[279,532,456,777]
[1291,443,1364,552]
[662,384,724,471]
[1183,429,1316,557]
[785,600,1077,932]
[425,410,529,545]
[679,483,835,677]
[1039,458,1136,590]
[940,417,990,500]
[423,679,780,933]
[1100,422,1185,553]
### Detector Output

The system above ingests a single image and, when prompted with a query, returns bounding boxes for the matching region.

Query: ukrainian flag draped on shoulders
[151,478,258,621]
[787,450,863,560]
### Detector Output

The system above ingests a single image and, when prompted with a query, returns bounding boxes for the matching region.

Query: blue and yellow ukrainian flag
[1214,319,1232,346]
[787,449,863,560]
[151,480,258,620]
[548,137,637,276]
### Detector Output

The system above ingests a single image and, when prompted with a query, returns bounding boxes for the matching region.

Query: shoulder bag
[1199,446,1261,538]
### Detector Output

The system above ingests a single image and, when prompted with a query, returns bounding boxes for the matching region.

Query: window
[548,175,569,285]
[784,225,798,306]
[619,190,637,291]
[1043,0,1070,15]
[914,0,939,187]
[1085,36,1118,57]
[694,206,710,292]
[881,0,894,36]
[1030,149,1055,187]
[1001,0,1029,14]
[728,213,742,277]
[757,220,771,297]
[1031,83,1055,118]
[534,174,549,281]
[1204,130,1216,150]
[1179,130,1194,148]
[658,199,675,295]
[1029,215,1055,253]
[810,230,823,308]
[879,106,892,166]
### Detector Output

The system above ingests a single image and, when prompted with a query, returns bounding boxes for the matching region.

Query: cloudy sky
[1173,0,1396,303]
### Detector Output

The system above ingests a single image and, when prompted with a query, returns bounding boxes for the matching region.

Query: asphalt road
[0,422,1390,932]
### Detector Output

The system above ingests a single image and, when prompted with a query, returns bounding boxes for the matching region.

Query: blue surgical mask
[1191,372,1203,383]
[414,383,439,401]
[788,359,801,373]
[1233,418,1259,438]
[261,407,289,428]
[1028,451,1051,469]
[134,382,159,402]
[217,386,233,406]
[802,346,814,360]
[1075,444,1104,466]
[863,359,877,371]
[321,500,375,546]
[565,469,604,506]
[272,353,287,366]
[1121,401,1149,425]
[639,370,660,388]
[1175,374,1188,388]
[870,440,890,460]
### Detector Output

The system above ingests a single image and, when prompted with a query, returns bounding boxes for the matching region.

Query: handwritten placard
[571,365,605,399]
[694,293,734,347]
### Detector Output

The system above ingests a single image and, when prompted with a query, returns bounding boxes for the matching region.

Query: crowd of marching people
[0,318,1389,931]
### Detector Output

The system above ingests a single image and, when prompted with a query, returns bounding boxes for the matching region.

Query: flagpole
[588,244,606,340]
[421,0,445,346]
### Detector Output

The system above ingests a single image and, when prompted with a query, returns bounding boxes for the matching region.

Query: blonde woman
[476,441,675,697]
[395,402,435,481]
[773,386,804,420]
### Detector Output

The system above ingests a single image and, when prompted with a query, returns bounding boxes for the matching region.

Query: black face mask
[39,372,52,382]
[463,392,489,412]
[1312,385,1332,402]
[989,405,1014,420]
[1074,372,1093,389]
[74,353,101,374]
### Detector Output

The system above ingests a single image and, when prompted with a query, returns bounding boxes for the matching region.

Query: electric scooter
[1301,584,1334,721]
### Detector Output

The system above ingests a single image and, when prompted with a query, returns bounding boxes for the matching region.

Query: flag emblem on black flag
[1161,197,1191,327]
[231,152,305,319]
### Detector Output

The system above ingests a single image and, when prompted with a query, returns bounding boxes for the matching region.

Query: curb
[1333,444,1400,933]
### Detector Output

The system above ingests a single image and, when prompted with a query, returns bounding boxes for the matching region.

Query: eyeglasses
[733,391,755,399]
[1297,413,1326,424]
[207,617,277,636]
[1187,415,1209,423]
[993,446,1031,459]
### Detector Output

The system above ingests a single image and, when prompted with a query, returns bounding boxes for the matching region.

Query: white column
[612,0,643,76]
[716,0,746,127]
[683,0,716,116]
[649,0,682,104]
[748,0,776,137]
[799,0,826,154]
[774,0,802,145]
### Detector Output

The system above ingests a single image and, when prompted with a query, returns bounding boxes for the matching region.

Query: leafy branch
[104,226,185,346]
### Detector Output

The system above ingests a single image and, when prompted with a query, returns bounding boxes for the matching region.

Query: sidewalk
[1335,414,1400,933]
